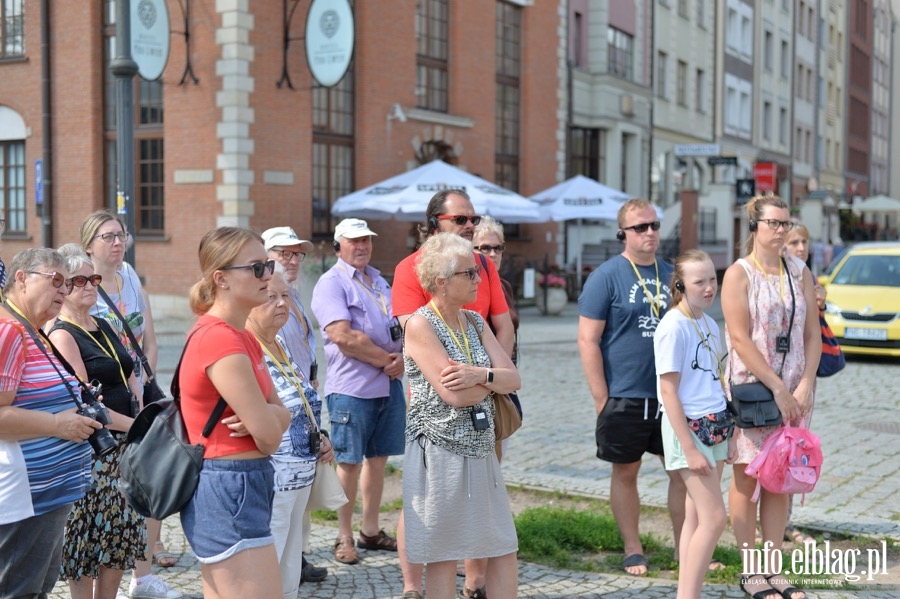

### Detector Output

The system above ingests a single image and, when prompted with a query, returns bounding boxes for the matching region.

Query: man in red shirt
[392,189,513,599]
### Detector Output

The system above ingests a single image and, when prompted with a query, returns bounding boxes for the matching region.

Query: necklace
[626,257,661,318]
[429,300,472,364]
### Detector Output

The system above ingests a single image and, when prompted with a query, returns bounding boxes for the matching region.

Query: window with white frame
[0,141,25,233]
[608,27,634,80]
[1,0,24,57]
[724,73,752,138]
[695,68,706,113]
[676,60,687,106]
[697,0,705,27]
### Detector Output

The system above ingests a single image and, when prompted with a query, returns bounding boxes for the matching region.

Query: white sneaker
[128,575,182,599]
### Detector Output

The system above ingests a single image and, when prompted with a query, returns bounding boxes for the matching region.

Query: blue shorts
[180,458,275,564]
[326,378,406,464]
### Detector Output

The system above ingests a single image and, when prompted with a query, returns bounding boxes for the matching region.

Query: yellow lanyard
[340,264,388,316]
[678,304,725,388]
[429,301,473,365]
[750,253,785,299]
[5,299,47,350]
[58,316,130,389]
[255,335,318,427]
[626,258,661,318]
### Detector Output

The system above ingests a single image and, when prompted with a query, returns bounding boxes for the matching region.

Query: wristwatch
[486,368,494,384]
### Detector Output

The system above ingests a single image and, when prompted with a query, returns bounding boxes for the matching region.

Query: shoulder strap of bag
[96,284,156,383]
[477,252,492,282]
[172,327,227,439]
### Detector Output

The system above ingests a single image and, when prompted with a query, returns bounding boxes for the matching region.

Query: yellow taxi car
[818,242,900,357]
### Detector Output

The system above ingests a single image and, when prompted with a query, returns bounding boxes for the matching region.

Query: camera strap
[96,284,157,384]
[2,299,92,409]
[254,336,319,432]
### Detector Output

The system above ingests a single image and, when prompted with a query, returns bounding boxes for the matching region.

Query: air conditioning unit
[620,94,634,116]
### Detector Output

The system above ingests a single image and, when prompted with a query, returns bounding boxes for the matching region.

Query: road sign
[34,159,43,206]
[674,144,720,157]
[736,178,755,205]
[754,162,777,192]
[708,156,738,166]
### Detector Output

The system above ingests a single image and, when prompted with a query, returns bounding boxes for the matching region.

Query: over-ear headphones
[616,229,626,241]
[748,220,758,232]
[427,215,439,232]
[332,240,341,252]
[675,280,685,293]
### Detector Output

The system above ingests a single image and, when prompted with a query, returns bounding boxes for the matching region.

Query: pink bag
[745,424,823,504]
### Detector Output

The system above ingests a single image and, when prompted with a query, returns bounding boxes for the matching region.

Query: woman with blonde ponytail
[178,227,290,599]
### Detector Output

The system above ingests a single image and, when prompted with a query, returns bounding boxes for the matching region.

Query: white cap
[261,227,314,253]
[334,218,378,241]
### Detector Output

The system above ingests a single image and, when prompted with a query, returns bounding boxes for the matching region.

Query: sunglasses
[29,271,74,293]
[275,249,306,262]
[622,221,661,233]
[452,265,482,281]
[93,232,129,243]
[68,274,103,289]
[474,244,504,254]
[437,214,482,226]
[759,219,794,231]
[220,260,276,279]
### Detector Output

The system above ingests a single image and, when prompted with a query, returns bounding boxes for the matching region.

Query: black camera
[309,362,318,381]
[77,383,118,457]
[309,429,321,455]
[389,318,402,342]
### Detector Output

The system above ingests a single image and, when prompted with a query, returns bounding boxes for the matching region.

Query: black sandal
[766,575,806,599]
[740,574,780,599]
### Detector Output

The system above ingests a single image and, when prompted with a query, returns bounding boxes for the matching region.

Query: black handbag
[118,330,226,519]
[730,257,795,429]
[96,285,166,405]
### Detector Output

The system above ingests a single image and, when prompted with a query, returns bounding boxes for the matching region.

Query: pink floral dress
[725,255,810,465]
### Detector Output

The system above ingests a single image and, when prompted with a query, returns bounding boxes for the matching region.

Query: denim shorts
[326,378,406,464]
[180,457,275,564]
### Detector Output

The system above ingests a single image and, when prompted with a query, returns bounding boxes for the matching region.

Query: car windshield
[832,254,900,287]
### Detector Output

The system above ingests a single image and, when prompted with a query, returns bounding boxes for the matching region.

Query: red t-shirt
[179,314,274,458]
[391,249,509,319]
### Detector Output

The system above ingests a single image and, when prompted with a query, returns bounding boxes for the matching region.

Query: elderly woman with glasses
[47,244,145,599]
[402,233,520,599]
[0,248,99,598]
[178,227,289,599]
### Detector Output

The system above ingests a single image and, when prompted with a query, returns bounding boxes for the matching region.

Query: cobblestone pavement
[48,299,898,598]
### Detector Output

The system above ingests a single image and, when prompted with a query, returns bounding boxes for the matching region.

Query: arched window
[0,105,26,234]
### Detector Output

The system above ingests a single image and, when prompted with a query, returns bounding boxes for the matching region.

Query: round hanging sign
[305,0,355,87]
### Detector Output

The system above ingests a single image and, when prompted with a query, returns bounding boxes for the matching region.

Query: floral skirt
[60,435,146,580]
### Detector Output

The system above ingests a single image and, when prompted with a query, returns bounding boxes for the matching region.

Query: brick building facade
[0,0,563,307]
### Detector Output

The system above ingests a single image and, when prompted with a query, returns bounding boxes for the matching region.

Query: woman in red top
[178,227,290,599]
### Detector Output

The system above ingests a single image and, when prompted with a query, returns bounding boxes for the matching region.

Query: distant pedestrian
[577,198,686,576]
[655,250,735,599]
[722,196,819,599]
[311,219,405,566]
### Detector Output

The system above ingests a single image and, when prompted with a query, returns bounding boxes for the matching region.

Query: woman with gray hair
[0,248,98,598]
[49,244,145,599]
[402,233,520,599]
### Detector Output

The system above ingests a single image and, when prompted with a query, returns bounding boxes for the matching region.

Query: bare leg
[610,461,646,575]
[484,552,518,599]
[133,518,165,579]
[398,510,424,594]
[676,463,727,599]
[462,557,487,595]
[359,456,388,537]
[202,544,283,599]
[96,566,127,599]
[67,577,93,599]
[335,462,362,539]
[666,466,687,559]
[424,560,459,599]
[730,465,760,557]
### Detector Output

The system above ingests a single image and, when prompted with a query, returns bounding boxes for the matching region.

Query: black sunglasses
[438,214,482,226]
[622,221,661,233]
[67,274,103,289]
[452,265,482,281]
[474,244,505,254]
[220,260,276,279]
[275,249,306,262]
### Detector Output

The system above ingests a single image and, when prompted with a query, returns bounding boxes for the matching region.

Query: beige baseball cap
[261,227,314,252]
[333,218,378,241]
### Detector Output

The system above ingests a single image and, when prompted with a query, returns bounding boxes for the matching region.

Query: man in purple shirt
[310,218,405,567]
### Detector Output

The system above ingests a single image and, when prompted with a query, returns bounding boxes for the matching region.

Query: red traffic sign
[753,162,777,192]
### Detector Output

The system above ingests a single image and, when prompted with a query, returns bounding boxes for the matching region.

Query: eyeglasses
[93,232,129,243]
[759,219,794,231]
[67,274,103,289]
[474,244,505,254]
[437,214,482,226]
[452,265,482,281]
[220,260,275,279]
[275,249,306,262]
[29,271,74,293]
[622,221,661,234]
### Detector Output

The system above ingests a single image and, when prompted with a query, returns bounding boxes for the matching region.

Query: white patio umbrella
[856,195,900,213]
[331,160,543,223]
[529,175,662,289]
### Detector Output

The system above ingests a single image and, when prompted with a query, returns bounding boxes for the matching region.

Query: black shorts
[595,397,664,463]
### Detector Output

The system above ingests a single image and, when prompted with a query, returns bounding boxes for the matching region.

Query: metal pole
[40,0,52,247]
[111,0,138,267]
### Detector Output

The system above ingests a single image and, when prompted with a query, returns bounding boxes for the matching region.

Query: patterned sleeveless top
[404,307,495,458]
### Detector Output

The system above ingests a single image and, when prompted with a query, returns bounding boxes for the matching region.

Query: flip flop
[766,575,806,599]
[152,551,177,568]
[622,553,648,576]
[740,575,780,599]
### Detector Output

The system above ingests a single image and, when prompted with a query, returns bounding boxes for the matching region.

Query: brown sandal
[357,529,398,551]
[334,536,359,564]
